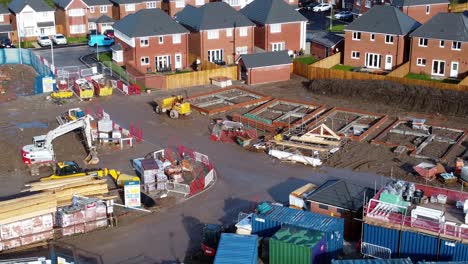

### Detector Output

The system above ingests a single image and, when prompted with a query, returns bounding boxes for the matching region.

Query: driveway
[300,9,349,33]
[33,45,111,68]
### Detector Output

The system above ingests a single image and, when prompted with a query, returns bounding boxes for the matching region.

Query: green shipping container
[270,225,328,264]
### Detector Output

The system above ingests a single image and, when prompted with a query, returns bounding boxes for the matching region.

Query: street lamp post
[96,27,99,61]
[329,5,334,31]
[51,39,55,69]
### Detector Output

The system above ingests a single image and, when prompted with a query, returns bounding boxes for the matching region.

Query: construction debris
[268,149,322,167]
[289,124,341,147]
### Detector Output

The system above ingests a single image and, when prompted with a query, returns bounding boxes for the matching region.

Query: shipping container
[331,259,412,264]
[214,233,258,264]
[252,203,344,258]
[439,239,468,262]
[270,225,327,264]
[399,230,438,261]
[362,224,400,258]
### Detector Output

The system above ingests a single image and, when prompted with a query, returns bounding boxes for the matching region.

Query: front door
[175,54,182,69]
[432,60,445,76]
[450,62,459,78]
[384,55,392,70]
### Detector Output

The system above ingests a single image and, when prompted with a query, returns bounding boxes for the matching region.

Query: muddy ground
[0,64,37,102]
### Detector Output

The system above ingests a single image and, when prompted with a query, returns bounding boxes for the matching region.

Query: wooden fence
[386,62,409,78]
[165,66,237,89]
[310,67,386,80]
[311,53,341,69]
[450,3,467,12]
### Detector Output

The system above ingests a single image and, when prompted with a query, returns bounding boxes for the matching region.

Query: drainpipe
[185,33,189,68]
[265,24,268,51]
[408,37,413,73]
[395,34,400,69]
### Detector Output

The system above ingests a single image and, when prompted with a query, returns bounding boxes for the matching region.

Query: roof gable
[9,0,55,13]
[410,12,468,42]
[176,2,254,31]
[113,8,189,38]
[240,0,307,25]
[239,51,292,68]
[54,0,89,9]
[346,5,421,35]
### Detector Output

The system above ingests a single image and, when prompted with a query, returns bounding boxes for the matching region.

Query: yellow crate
[80,89,94,99]
[97,87,113,97]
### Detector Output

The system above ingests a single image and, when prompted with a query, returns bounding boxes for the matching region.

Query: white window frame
[0,15,4,23]
[226,0,240,6]
[125,4,135,11]
[226,28,233,37]
[385,35,394,44]
[100,5,108,13]
[432,60,445,76]
[89,6,95,13]
[156,55,171,70]
[452,41,461,50]
[426,5,430,14]
[172,34,181,44]
[140,37,149,47]
[175,0,185,8]
[416,58,426,66]
[418,38,428,47]
[370,33,375,41]
[195,0,204,5]
[208,49,223,62]
[68,8,85,17]
[439,40,444,48]
[236,46,248,55]
[70,24,86,34]
[352,31,361,40]
[365,0,371,8]
[366,53,381,69]
[88,22,96,30]
[239,27,247,37]
[207,30,219,40]
[271,42,285,51]
[141,56,150,65]
[351,51,360,59]
[159,36,164,44]
[146,1,157,8]
[270,24,281,33]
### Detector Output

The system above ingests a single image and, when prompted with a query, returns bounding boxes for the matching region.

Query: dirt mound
[305,79,468,117]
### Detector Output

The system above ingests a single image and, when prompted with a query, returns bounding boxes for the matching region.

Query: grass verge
[331,64,355,71]
[406,73,459,84]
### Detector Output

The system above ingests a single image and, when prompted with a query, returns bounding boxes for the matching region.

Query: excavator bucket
[84,150,99,165]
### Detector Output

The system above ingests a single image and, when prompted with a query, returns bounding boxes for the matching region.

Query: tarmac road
[33,45,111,68]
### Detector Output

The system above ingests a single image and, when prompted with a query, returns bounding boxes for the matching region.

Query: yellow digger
[154,95,191,119]
[41,161,139,187]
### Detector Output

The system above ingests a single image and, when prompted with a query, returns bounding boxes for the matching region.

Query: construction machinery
[56,108,85,124]
[21,114,99,169]
[154,95,191,119]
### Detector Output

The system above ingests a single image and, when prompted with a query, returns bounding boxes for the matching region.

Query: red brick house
[391,0,449,24]
[351,0,390,17]
[162,0,209,17]
[0,5,14,41]
[237,51,292,85]
[112,8,189,73]
[240,0,307,54]
[53,0,89,37]
[344,5,420,71]
[83,0,113,33]
[175,2,255,65]
[110,0,161,20]
[409,12,468,79]
[308,31,344,60]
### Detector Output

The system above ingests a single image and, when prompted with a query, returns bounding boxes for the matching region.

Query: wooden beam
[271,140,330,152]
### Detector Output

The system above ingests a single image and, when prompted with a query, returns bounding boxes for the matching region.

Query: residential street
[33,45,110,68]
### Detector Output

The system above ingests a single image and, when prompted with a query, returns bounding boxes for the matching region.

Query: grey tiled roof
[410,12,468,42]
[113,8,188,37]
[83,0,113,6]
[239,51,291,68]
[346,5,420,35]
[9,0,54,13]
[391,0,448,7]
[309,31,343,48]
[175,2,254,31]
[95,14,114,23]
[240,0,307,25]
[0,24,13,32]
[110,0,148,4]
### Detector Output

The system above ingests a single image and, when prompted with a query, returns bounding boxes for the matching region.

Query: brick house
[110,0,161,20]
[409,12,468,79]
[112,8,189,73]
[175,2,255,65]
[344,5,420,71]
[304,179,374,240]
[0,5,14,41]
[162,0,209,17]
[351,0,390,17]
[53,0,89,37]
[83,0,113,33]
[9,0,56,40]
[308,31,344,60]
[222,0,297,10]
[240,0,307,54]
[237,51,292,85]
[391,0,449,24]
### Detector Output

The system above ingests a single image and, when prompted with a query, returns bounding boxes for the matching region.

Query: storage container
[98,119,113,133]
[269,225,327,264]
[399,230,438,261]
[331,258,412,263]
[362,224,400,258]
[439,239,468,262]
[214,233,258,264]
[252,203,344,258]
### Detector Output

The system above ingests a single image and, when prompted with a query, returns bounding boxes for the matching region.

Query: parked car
[52,34,67,45]
[86,29,101,40]
[313,3,332,12]
[103,29,114,38]
[88,34,114,47]
[0,38,14,48]
[298,0,318,10]
[37,35,52,46]
[334,10,353,21]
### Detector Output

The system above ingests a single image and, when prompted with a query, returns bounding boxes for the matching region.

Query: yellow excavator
[41,161,139,187]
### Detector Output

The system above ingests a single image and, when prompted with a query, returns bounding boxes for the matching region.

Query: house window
[236,46,248,55]
[172,34,181,44]
[125,4,135,11]
[239,27,247,37]
[175,0,185,8]
[370,33,375,41]
[89,6,95,13]
[100,5,108,13]
[70,24,86,34]
[416,58,426,66]
[426,5,430,14]
[318,204,329,210]
[440,40,444,48]
[452,41,461,50]
[270,24,281,33]
[226,28,233,37]
[140,37,149,47]
[351,51,360,59]
[68,8,85,16]
[146,1,157,8]
[432,60,445,76]
[366,53,381,68]
[88,22,96,30]
[356,0,360,6]
[419,38,428,47]
[159,36,164,44]
[24,27,35,36]
[225,0,240,6]
[141,56,150,65]
[271,42,285,51]
[365,0,371,8]
[196,0,204,5]
[352,31,361,40]
[207,30,219,39]
[385,35,394,44]
[208,49,223,63]
[156,55,171,70]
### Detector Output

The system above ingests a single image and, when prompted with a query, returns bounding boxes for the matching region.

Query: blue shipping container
[214,233,258,264]
[331,258,412,264]
[399,230,438,261]
[439,239,468,262]
[251,204,344,258]
[363,224,400,258]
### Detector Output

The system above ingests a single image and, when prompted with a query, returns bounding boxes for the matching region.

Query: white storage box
[98,119,113,133]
